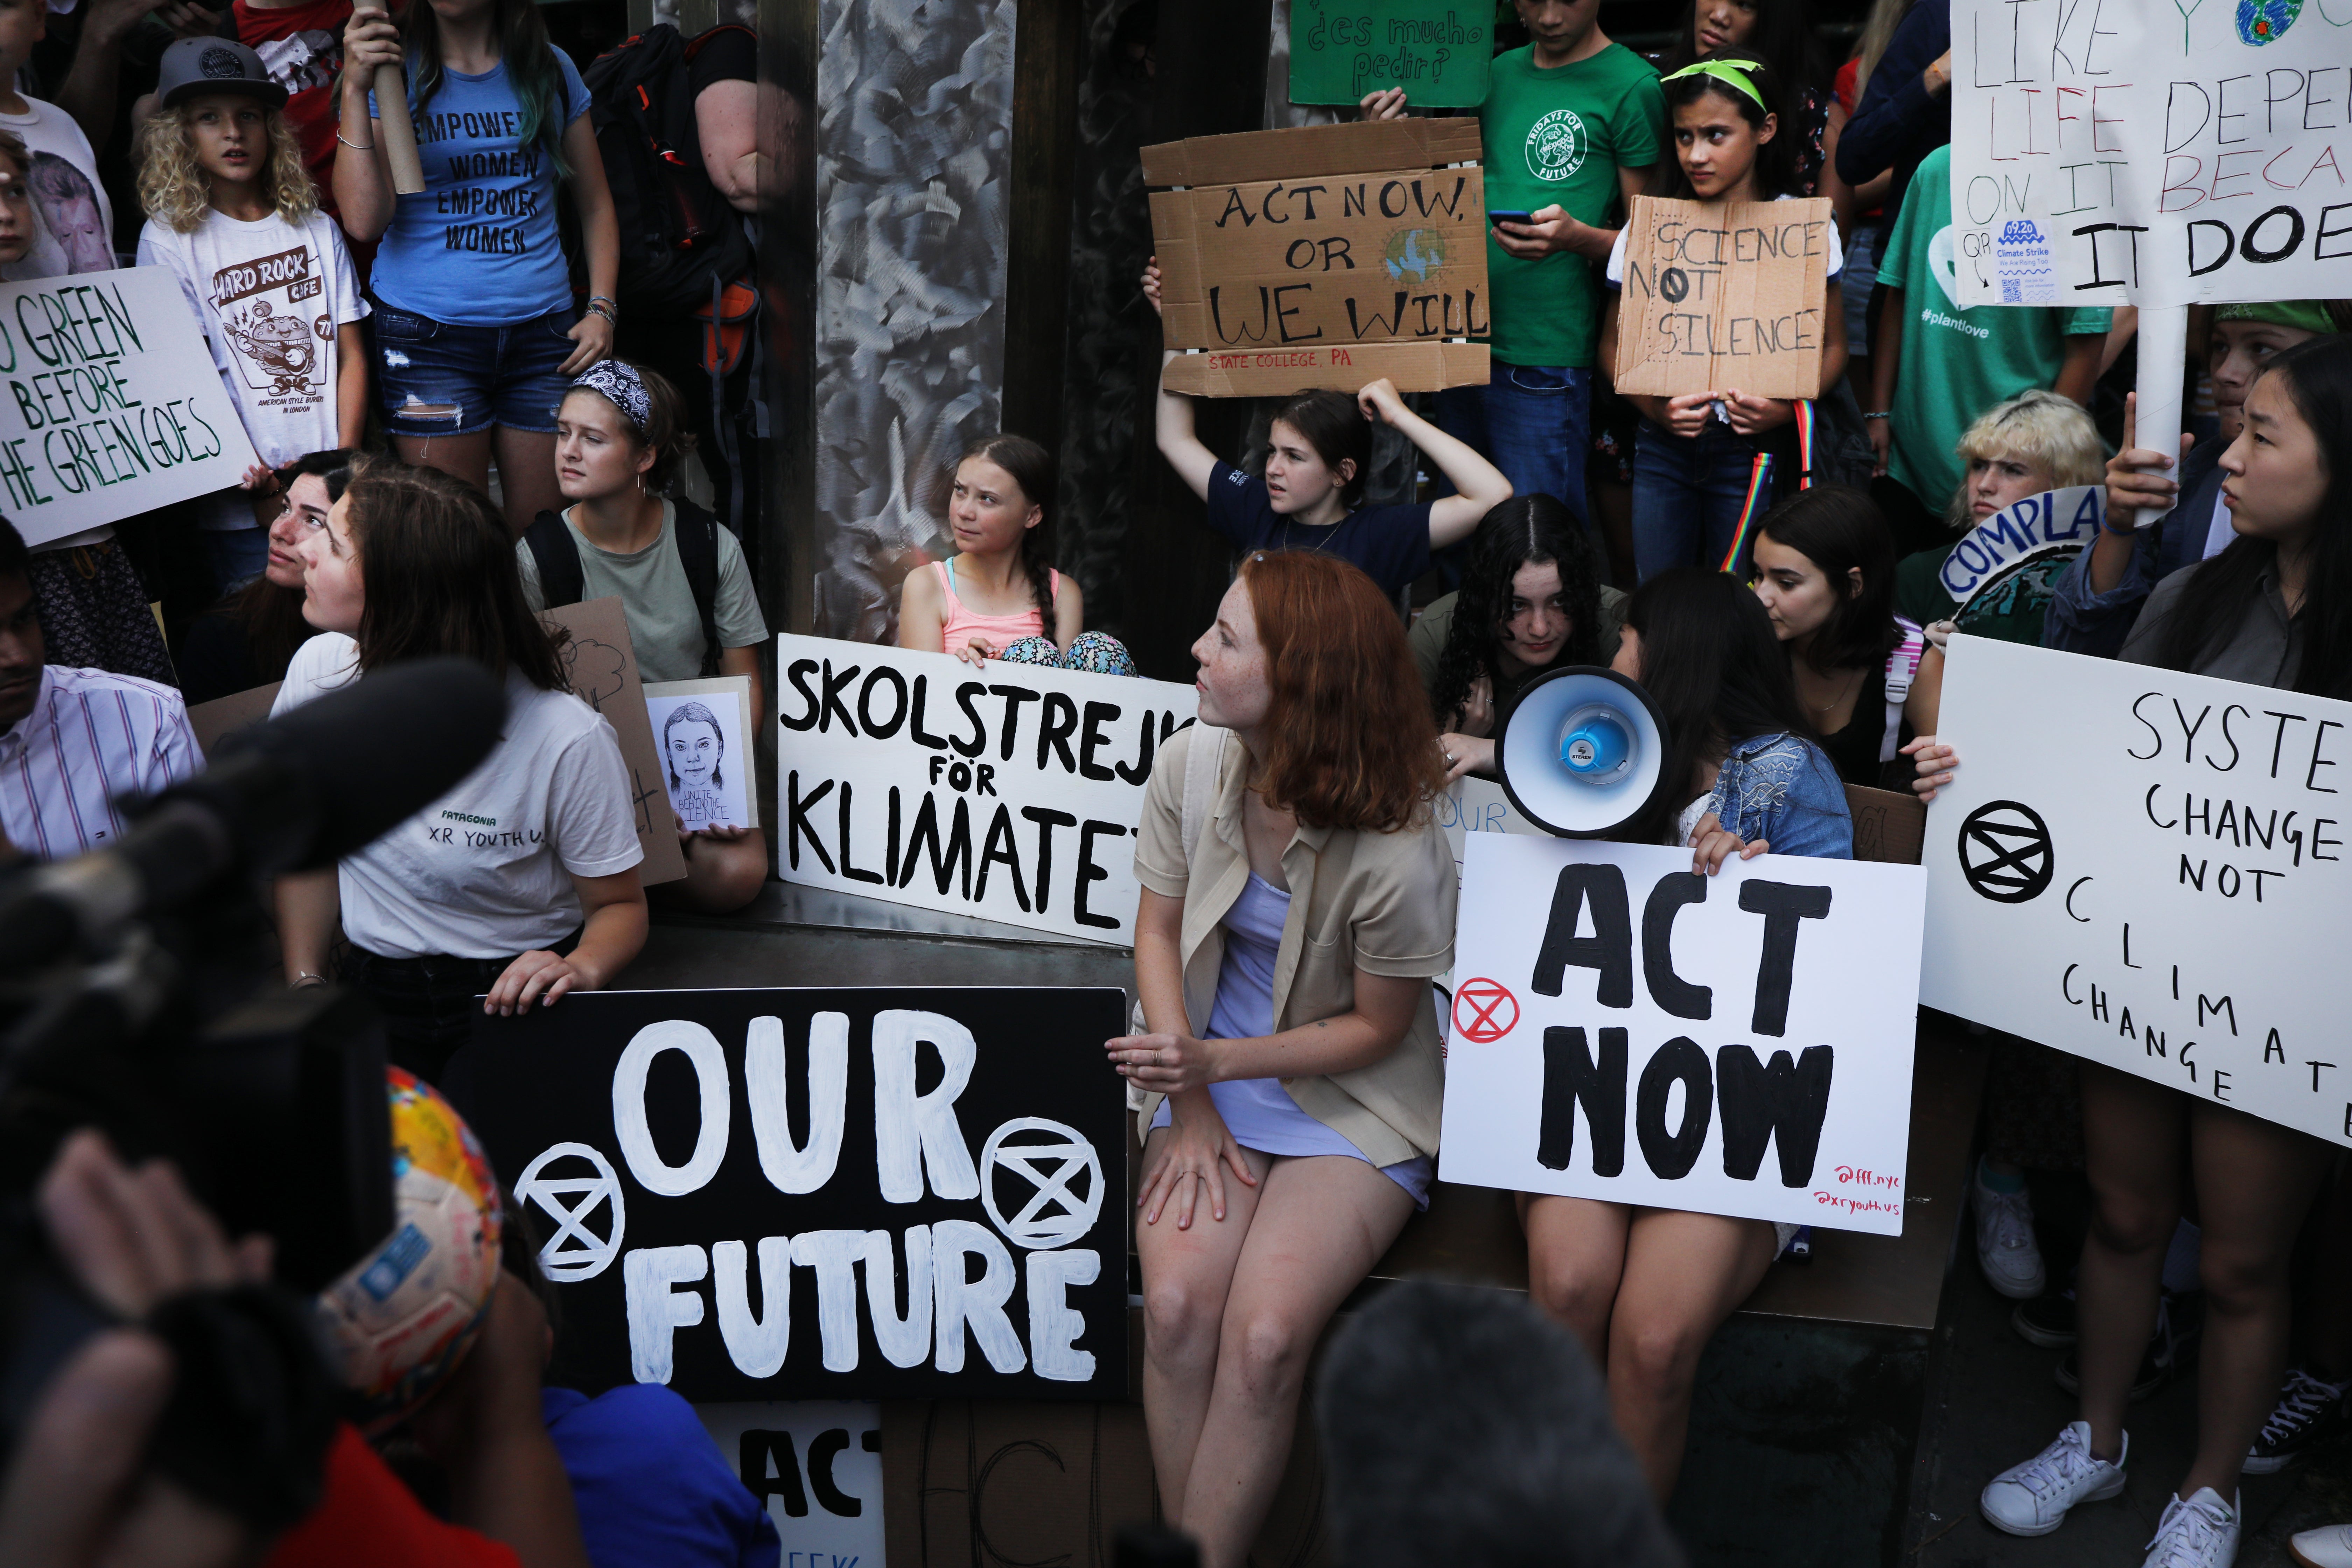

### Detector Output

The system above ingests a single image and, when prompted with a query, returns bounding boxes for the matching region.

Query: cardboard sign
[774,636,1198,944]
[0,267,260,548]
[1442,835,1927,1234]
[646,676,758,833]
[540,597,689,887]
[1612,197,1835,399]
[1949,0,2352,306]
[1145,119,1492,395]
[450,986,1130,1401]
[1938,484,2105,613]
[184,680,281,757]
[698,1400,885,1564]
[1921,637,2352,1145]
[1287,0,1491,108]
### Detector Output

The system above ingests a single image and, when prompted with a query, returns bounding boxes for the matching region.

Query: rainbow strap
[1715,400,1819,575]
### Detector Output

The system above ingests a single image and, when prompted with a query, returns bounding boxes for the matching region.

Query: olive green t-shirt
[1478,43,1665,370]
[516,502,770,684]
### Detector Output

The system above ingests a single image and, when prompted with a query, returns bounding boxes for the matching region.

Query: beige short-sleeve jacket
[1130,723,1458,1166]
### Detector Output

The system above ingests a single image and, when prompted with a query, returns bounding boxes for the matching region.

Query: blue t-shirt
[1202,461,1434,597]
[370,51,591,326]
[543,1385,780,1568]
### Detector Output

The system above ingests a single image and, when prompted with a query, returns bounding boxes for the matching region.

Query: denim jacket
[1705,733,1854,860]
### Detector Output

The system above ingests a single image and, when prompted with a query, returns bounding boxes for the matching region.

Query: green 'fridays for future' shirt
[1477,43,1665,370]
[1875,146,2113,508]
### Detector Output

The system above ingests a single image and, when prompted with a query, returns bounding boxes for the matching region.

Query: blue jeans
[1434,362,1592,522]
[1630,418,1768,583]
[373,305,579,437]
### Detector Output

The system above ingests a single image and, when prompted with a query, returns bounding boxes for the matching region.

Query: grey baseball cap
[155,37,290,111]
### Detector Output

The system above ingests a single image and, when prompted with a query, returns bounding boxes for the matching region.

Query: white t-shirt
[1604,194,1845,287]
[0,98,114,281]
[272,633,644,960]
[138,209,368,532]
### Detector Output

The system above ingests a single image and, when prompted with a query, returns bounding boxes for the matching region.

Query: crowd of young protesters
[4,0,2352,1564]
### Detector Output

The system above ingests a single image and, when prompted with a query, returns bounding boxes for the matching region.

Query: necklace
[1807,667,1863,713]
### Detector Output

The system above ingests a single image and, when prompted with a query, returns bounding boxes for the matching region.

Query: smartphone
[1488,209,1536,227]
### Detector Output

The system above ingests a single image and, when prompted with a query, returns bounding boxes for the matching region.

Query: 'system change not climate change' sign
[1145,118,1491,395]
[1613,196,1837,400]
[1923,637,2352,1146]
[1949,0,2352,306]
[451,987,1129,1402]
[1443,836,1927,1234]
[774,636,1197,945]
[0,267,258,547]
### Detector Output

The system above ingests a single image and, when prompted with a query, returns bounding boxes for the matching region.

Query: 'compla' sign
[449,987,1129,1401]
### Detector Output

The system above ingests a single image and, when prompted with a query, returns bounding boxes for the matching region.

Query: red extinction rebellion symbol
[1454,979,1519,1043]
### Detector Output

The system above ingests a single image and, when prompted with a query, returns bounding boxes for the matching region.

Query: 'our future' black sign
[449,987,1129,1401]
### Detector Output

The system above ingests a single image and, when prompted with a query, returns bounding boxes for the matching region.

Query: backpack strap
[1881,616,1926,764]
[672,496,724,678]
[522,509,586,609]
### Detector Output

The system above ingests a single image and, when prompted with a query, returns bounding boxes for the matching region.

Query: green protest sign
[1288,1,1491,108]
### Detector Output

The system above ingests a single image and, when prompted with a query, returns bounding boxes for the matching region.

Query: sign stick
[2132,304,2188,531]
[374,62,426,196]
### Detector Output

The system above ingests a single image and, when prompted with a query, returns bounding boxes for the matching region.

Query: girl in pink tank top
[899,435,1137,676]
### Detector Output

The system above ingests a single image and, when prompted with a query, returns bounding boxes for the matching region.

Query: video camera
[0,657,507,1528]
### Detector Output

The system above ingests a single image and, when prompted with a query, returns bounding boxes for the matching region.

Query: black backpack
[525,500,724,679]
[582,24,755,321]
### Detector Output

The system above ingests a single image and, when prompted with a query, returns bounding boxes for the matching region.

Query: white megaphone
[1494,665,1671,839]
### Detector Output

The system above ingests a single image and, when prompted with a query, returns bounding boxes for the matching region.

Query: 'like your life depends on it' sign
[0,267,258,547]
[1923,637,2352,1147]
[1146,118,1492,396]
[1442,835,1927,1235]
[774,636,1199,945]
[1948,0,2352,306]
[1612,196,1837,400]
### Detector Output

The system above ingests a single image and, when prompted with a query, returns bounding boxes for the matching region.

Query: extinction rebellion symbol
[1453,978,1519,1043]
[1958,800,2054,903]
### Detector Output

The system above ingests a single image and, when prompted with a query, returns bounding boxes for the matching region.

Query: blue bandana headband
[570,360,650,435]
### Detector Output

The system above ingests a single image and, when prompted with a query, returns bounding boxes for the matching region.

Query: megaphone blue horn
[1495,666,1671,839]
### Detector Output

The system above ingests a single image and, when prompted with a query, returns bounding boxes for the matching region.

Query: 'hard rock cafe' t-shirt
[136,207,368,528]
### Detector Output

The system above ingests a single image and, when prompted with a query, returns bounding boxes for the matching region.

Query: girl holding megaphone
[1518,568,1851,1500]
[1917,337,2352,1567]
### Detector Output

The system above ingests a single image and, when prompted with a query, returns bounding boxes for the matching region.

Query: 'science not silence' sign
[451,988,1129,1401]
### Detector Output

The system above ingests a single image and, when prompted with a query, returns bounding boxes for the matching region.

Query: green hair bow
[1661,57,1768,112]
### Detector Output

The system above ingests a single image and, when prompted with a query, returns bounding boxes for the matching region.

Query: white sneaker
[1973,1166,2046,1299]
[2142,1488,2238,1568]
[2293,1523,2352,1568]
[1980,1421,2128,1536]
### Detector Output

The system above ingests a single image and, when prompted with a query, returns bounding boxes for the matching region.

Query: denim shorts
[372,304,578,438]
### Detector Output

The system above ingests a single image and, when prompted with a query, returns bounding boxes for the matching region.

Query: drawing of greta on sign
[657,699,743,832]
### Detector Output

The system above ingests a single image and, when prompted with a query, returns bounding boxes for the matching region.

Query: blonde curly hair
[135,100,316,233]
